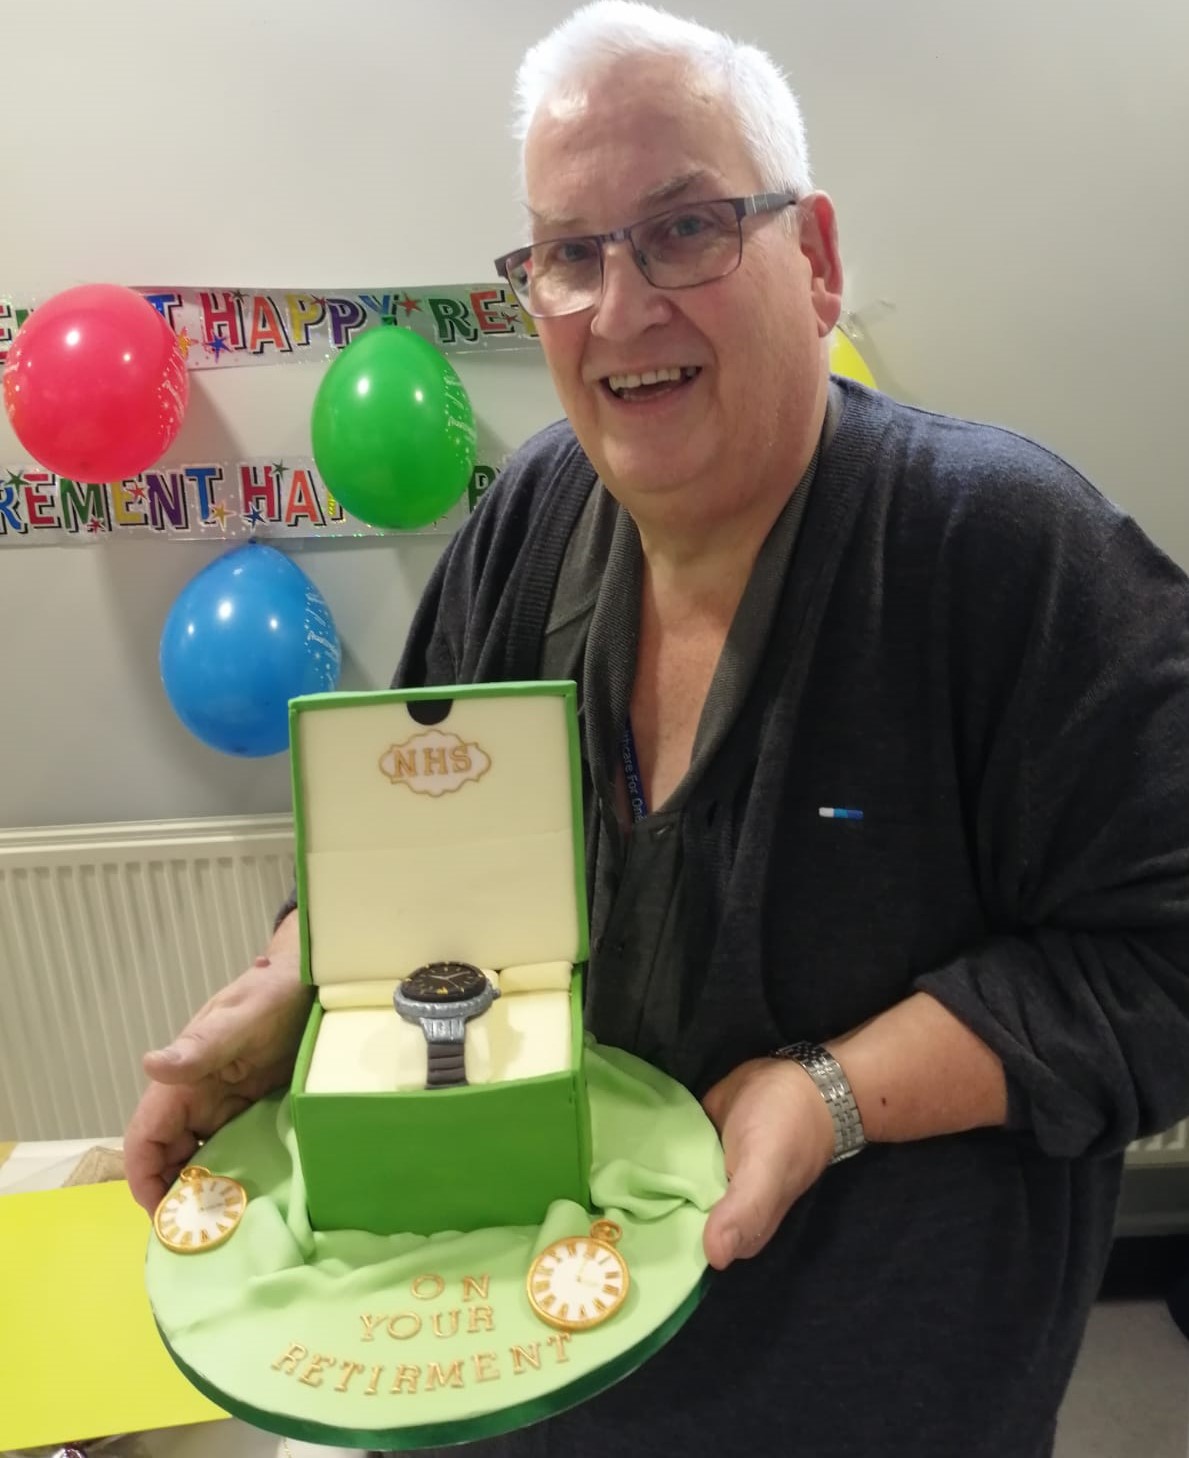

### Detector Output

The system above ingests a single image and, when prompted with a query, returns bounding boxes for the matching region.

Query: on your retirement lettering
[270,1269,574,1402]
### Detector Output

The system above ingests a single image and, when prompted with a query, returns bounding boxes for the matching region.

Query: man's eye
[668,212,709,239]
[542,239,596,268]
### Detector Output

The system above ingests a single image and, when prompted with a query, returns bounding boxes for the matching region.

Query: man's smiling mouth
[602,365,701,401]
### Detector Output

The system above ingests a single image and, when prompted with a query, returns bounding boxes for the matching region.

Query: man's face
[523,54,842,514]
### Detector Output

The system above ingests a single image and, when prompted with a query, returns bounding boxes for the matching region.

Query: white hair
[512,1,814,204]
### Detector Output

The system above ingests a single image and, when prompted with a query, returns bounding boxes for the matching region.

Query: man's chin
[592,442,705,501]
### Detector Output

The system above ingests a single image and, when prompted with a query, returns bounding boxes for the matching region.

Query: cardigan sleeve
[913,488,1189,1159]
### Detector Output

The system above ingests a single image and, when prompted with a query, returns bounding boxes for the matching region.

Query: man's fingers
[701,1084,727,1132]
[703,1150,787,1270]
[142,1003,256,1084]
[123,1084,199,1213]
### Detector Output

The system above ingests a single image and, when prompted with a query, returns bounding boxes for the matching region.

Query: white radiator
[0,815,295,1141]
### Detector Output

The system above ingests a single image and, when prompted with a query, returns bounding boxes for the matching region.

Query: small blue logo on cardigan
[818,806,864,821]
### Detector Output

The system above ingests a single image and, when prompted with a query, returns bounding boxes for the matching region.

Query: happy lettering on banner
[0,458,500,544]
[0,287,538,372]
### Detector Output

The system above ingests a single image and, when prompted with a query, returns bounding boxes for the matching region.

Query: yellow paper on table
[0,1179,226,1450]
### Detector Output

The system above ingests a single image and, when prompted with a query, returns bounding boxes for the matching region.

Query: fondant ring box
[291,682,593,1236]
[146,684,725,1448]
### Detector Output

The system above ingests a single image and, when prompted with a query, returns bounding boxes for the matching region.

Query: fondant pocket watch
[153,1165,248,1253]
[526,1220,630,1331]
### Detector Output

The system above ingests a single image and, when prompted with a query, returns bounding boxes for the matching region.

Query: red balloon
[2,283,189,482]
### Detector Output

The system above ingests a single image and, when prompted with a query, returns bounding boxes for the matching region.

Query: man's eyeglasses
[494,191,798,320]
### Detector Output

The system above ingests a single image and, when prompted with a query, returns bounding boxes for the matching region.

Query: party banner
[0,286,539,372]
[0,457,500,544]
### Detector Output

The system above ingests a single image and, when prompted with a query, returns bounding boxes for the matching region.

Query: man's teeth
[606,365,699,394]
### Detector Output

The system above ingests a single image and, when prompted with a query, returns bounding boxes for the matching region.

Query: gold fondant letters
[391,749,417,779]
[426,1359,465,1391]
[390,1364,421,1394]
[269,1273,591,1401]
[473,1352,501,1383]
[272,1327,579,1395]
[412,1273,446,1302]
[272,1342,308,1374]
[335,1359,366,1393]
[510,1342,541,1375]
[299,1353,337,1387]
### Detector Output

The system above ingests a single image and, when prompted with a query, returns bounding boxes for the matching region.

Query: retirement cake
[146,683,727,1448]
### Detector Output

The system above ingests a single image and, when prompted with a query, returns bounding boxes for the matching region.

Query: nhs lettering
[379,731,492,799]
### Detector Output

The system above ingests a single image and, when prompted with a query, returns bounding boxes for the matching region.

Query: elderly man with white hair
[126,4,1189,1453]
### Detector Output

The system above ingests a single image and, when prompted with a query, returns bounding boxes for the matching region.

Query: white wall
[2,0,1186,828]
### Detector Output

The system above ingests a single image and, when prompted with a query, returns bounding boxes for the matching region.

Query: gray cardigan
[385,378,1189,1455]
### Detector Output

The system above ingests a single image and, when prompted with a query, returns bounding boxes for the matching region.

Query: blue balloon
[160,542,341,757]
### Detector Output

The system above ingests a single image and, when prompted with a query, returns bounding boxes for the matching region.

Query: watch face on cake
[527,1222,630,1332]
[153,1166,248,1254]
[402,961,488,1003]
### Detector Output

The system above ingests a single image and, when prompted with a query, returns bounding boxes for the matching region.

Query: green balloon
[310,325,477,530]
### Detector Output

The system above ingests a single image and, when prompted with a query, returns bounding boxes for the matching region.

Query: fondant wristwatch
[394,961,500,1089]
[772,1041,866,1163]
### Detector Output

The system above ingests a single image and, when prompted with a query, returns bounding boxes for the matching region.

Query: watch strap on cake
[426,1038,468,1088]
[772,1041,866,1163]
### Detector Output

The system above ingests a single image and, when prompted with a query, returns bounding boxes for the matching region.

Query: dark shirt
[541,385,834,1062]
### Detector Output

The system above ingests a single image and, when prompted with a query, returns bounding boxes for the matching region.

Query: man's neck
[636,499,787,625]
[630,392,826,622]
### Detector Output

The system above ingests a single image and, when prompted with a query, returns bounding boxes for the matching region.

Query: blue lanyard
[618,716,649,823]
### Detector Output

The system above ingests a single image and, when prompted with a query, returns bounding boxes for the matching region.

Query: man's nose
[590,240,673,340]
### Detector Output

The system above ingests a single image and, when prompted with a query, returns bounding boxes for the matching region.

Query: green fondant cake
[146,1041,727,1447]
[146,686,726,1443]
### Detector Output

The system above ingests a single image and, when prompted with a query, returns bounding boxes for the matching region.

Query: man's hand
[124,936,311,1214]
[700,1056,836,1271]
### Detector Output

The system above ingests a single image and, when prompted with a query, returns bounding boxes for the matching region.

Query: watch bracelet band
[772,1041,866,1162]
[426,1038,468,1088]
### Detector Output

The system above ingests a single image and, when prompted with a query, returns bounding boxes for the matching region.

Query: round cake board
[146,1041,727,1449]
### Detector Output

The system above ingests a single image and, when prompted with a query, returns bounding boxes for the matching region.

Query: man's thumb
[703,1153,781,1270]
[143,1017,237,1084]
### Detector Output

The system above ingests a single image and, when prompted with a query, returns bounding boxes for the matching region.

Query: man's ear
[796,192,845,338]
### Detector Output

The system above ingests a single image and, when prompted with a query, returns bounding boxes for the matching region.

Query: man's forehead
[527,169,721,234]
[523,55,740,234]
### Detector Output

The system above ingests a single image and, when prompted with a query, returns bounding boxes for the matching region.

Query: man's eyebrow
[527,170,715,234]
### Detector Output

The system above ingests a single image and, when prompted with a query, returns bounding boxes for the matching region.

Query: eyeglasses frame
[493,190,800,319]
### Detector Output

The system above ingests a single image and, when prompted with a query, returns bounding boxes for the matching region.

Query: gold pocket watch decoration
[153,1166,248,1253]
[526,1220,630,1332]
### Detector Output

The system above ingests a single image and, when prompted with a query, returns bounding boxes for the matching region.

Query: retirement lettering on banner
[0,458,499,545]
[0,287,539,371]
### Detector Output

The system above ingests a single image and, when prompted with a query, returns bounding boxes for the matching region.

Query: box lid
[289,683,589,986]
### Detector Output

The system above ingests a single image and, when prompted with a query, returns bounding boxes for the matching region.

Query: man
[125,4,1189,1454]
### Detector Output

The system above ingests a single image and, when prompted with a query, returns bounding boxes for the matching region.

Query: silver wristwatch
[773,1041,866,1163]
[394,961,500,1089]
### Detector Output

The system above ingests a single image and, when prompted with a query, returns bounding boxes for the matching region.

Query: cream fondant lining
[304,984,573,1093]
[306,833,580,982]
[296,694,584,986]
[318,969,499,1011]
